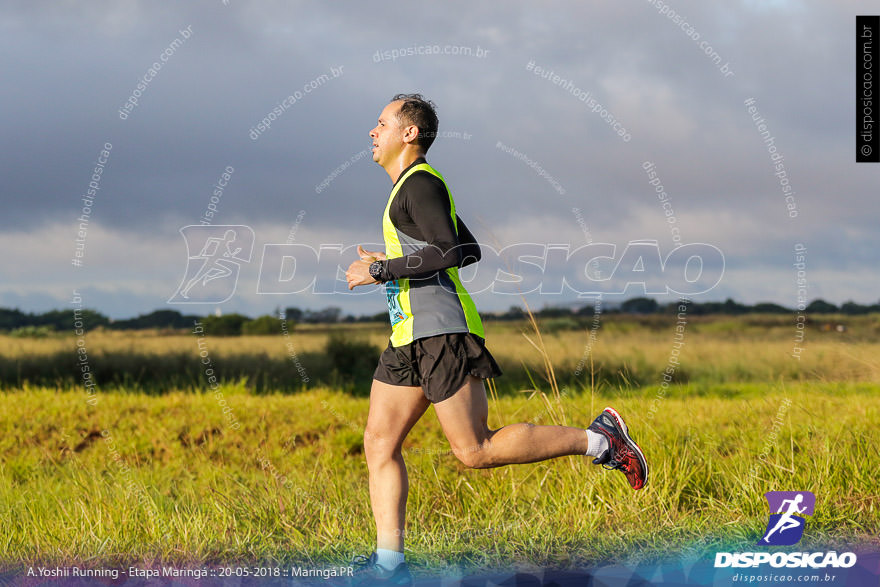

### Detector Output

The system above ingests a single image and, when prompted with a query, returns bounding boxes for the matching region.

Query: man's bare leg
[363,378,430,551]
[433,375,590,468]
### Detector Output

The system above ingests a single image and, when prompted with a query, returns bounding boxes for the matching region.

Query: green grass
[1,382,878,573]
[3,315,880,396]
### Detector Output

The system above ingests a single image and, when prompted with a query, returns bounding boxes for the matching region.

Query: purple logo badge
[758,491,816,546]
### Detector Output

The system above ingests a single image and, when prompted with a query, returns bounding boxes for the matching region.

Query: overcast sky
[2,0,876,319]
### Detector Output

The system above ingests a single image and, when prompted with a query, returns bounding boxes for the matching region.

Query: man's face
[370,100,406,166]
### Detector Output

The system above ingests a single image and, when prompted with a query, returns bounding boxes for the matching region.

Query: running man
[344,94,648,586]
[761,493,807,544]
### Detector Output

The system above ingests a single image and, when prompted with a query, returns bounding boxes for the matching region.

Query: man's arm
[455,215,481,268]
[379,174,477,281]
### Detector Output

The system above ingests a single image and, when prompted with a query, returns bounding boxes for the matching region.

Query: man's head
[392,93,439,152]
[370,93,438,168]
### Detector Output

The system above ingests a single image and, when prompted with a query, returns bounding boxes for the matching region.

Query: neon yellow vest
[382,163,484,347]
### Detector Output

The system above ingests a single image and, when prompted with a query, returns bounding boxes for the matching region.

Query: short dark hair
[391,93,439,152]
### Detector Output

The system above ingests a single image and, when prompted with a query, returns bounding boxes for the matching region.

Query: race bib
[384,279,407,326]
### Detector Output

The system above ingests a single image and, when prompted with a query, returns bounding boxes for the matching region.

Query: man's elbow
[460,244,480,267]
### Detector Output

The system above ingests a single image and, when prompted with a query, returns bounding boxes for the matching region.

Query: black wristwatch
[368,260,385,283]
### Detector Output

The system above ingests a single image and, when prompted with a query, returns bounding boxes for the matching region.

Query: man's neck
[385,150,425,184]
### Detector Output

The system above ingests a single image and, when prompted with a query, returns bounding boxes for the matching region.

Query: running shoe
[587,406,648,490]
[349,552,412,587]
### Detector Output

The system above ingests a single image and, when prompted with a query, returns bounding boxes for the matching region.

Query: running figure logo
[169,225,254,304]
[758,491,816,546]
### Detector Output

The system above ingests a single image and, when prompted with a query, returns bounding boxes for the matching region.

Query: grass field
[1,315,879,573]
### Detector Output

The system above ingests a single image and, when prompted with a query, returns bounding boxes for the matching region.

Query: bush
[324,333,381,394]
[242,315,286,335]
[807,299,839,313]
[621,297,659,314]
[540,317,581,335]
[8,325,54,338]
[202,313,250,336]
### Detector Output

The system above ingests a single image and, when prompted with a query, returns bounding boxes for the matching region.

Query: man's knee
[364,427,397,465]
[453,440,493,469]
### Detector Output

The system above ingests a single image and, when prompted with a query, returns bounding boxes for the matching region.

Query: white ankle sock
[585,429,608,458]
[375,548,405,571]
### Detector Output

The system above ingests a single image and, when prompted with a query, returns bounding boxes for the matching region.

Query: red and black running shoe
[588,406,649,490]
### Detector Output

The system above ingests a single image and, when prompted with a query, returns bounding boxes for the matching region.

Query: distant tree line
[486,297,880,319]
[610,297,880,316]
[1,297,877,335]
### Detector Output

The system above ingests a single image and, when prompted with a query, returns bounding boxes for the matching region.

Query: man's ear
[402,124,420,145]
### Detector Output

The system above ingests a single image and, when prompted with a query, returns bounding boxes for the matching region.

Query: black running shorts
[373,332,503,403]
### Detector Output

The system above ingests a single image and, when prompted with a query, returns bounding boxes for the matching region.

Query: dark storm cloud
[1,0,877,316]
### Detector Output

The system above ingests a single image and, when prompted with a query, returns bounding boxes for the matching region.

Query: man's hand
[346,245,387,290]
[357,244,386,261]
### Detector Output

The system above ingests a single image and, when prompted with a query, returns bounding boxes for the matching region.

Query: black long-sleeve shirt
[379,158,481,282]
